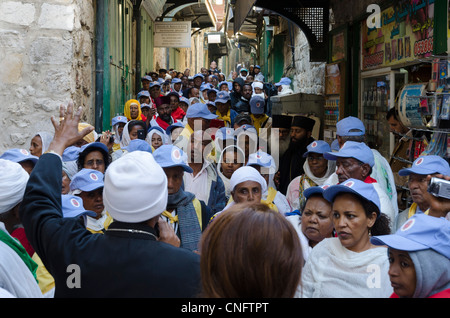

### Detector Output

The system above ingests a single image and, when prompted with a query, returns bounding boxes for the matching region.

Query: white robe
[298,237,393,298]
[0,225,43,298]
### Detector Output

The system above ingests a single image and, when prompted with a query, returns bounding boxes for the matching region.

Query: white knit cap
[229,166,267,194]
[0,159,29,213]
[103,151,168,223]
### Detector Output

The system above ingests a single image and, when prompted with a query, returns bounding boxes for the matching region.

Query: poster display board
[361,0,435,71]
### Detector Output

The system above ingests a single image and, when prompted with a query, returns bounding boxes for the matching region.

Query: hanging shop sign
[154,21,191,48]
[361,0,434,71]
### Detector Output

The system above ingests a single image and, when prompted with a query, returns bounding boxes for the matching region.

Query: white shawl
[298,237,393,298]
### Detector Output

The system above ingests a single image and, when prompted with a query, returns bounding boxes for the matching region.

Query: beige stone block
[0,53,23,84]
[38,3,74,31]
[0,1,36,26]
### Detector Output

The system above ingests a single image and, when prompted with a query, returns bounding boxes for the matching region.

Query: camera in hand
[428,177,450,200]
[137,129,146,140]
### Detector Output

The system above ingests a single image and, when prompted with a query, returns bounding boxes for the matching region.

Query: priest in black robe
[277,115,316,195]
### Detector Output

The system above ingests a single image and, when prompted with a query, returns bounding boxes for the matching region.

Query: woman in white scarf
[146,126,170,150]
[30,131,54,157]
[286,140,336,211]
[213,166,268,218]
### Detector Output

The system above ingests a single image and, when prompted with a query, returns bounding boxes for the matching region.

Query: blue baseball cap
[200,84,211,91]
[141,75,152,82]
[215,91,231,104]
[111,115,128,127]
[240,68,248,73]
[0,149,38,165]
[70,168,104,193]
[62,146,80,162]
[61,194,96,218]
[324,141,374,167]
[179,96,189,105]
[215,127,235,141]
[331,139,340,152]
[206,101,216,109]
[323,178,381,216]
[250,95,265,115]
[153,145,193,173]
[303,184,332,200]
[140,103,151,109]
[122,139,152,153]
[79,142,109,156]
[303,140,331,158]
[371,213,450,259]
[234,124,258,136]
[193,73,204,80]
[398,155,450,177]
[207,88,218,95]
[247,151,273,168]
[166,122,185,135]
[336,116,365,136]
[218,81,230,89]
[186,103,218,120]
[150,81,161,88]
[254,65,261,69]
[171,78,181,84]
[246,151,277,175]
[137,90,150,99]
[275,77,291,86]
[148,125,166,136]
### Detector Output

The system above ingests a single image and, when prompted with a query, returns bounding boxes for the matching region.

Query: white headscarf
[302,158,336,186]
[120,122,132,148]
[230,166,268,195]
[221,166,268,212]
[145,127,170,147]
[35,131,53,155]
[0,159,29,213]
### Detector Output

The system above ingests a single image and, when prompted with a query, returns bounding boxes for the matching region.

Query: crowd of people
[0,61,449,299]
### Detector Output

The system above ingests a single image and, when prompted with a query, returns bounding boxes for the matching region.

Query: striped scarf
[167,189,202,252]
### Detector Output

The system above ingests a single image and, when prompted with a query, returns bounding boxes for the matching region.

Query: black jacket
[19,153,201,298]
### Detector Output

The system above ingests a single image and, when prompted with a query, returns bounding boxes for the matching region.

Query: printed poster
[361,0,434,71]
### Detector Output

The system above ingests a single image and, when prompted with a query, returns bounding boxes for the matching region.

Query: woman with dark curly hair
[77,142,111,173]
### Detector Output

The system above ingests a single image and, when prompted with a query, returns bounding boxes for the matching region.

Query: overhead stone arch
[251,0,330,61]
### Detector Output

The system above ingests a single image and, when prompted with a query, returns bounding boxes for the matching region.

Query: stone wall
[0,0,95,153]
[278,19,325,96]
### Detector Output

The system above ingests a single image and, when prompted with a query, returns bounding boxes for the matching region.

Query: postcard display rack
[398,58,450,163]
[323,62,346,144]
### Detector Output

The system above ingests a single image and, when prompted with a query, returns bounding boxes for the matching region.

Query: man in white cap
[0,159,43,298]
[19,102,201,297]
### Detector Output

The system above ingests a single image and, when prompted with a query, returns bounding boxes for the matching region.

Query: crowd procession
[0,61,449,299]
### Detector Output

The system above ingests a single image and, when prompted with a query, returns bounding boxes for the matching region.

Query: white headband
[229,166,267,194]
